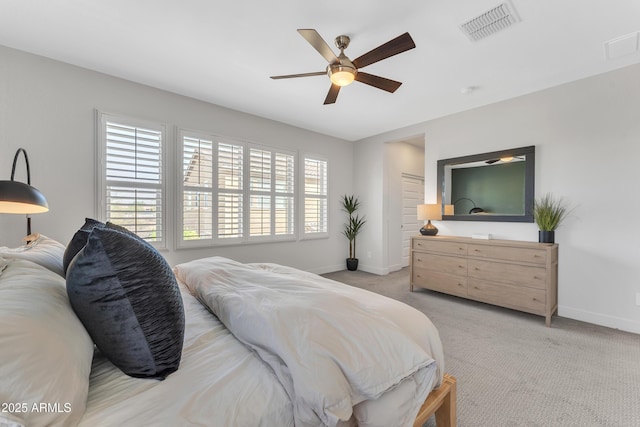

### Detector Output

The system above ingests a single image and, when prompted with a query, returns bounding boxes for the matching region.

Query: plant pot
[538,230,555,243]
[346,258,359,271]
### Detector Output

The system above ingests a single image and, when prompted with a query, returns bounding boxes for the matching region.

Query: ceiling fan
[270,29,416,105]
[485,156,525,164]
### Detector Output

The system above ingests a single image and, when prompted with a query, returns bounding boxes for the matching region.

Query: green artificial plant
[341,194,366,260]
[532,193,571,231]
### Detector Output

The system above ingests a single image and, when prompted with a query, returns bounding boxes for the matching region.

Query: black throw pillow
[62,218,105,275]
[63,219,149,275]
[66,227,185,380]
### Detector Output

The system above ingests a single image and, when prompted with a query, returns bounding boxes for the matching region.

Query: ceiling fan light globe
[328,65,356,86]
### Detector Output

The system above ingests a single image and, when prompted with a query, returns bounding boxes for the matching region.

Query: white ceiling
[1,0,639,141]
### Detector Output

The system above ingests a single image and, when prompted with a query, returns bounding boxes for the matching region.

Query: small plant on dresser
[533,193,571,243]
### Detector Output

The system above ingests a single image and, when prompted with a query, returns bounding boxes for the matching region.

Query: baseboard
[559,305,640,334]
[307,263,346,275]
[388,263,405,273]
[358,264,389,275]
[308,263,397,276]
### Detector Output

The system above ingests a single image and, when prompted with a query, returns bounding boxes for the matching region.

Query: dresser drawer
[412,252,467,275]
[468,244,546,265]
[412,268,467,298]
[412,239,467,256]
[468,259,547,289]
[468,278,546,314]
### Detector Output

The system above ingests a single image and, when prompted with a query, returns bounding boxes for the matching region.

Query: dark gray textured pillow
[66,227,185,380]
[63,218,105,275]
[63,219,147,275]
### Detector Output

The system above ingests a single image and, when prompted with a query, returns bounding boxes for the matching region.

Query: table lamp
[417,204,441,236]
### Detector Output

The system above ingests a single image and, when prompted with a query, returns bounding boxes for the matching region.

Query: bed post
[413,373,457,427]
[435,374,456,426]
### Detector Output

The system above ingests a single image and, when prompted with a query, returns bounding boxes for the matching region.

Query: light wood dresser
[410,235,558,326]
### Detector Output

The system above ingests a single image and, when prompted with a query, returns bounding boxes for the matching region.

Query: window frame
[96,111,168,250]
[301,153,329,240]
[246,142,297,244]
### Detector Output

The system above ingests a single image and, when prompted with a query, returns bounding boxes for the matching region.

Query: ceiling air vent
[460,1,521,42]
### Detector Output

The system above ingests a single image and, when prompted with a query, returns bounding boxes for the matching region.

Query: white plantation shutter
[179,133,245,246]
[249,148,271,237]
[99,115,165,244]
[303,156,328,235]
[182,135,213,240]
[248,146,295,239]
[274,152,295,236]
[217,142,244,240]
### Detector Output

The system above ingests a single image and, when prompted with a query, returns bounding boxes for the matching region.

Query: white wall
[384,140,425,272]
[355,63,640,334]
[351,134,384,274]
[354,138,425,275]
[0,45,353,273]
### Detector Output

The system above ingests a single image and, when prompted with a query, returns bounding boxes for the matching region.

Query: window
[248,145,295,240]
[97,113,166,246]
[303,156,328,236]
[178,130,296,247]
[97,113,327,249]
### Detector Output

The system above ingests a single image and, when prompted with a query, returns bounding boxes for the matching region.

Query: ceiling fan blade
[323,84,340,105]
[352,32,416,69]
[270,71,326,79]
[354,72,402,93]
[297,29,339,64]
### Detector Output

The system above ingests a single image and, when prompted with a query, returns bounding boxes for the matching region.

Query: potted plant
[341,195,366,271]
[532,193,571,243]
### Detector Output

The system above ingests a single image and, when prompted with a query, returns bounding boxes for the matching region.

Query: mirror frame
[437,145,535,222]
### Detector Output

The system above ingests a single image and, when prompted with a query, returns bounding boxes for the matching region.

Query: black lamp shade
[0,180,49,214]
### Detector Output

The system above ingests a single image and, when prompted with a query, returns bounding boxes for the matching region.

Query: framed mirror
[437,146,535,222]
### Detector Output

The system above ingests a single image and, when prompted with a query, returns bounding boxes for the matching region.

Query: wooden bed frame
[413,373,457,427]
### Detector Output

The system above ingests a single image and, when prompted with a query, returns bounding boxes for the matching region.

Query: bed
[0,230,456,427]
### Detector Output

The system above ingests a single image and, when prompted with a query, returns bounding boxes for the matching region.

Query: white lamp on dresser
[417,204,441,236]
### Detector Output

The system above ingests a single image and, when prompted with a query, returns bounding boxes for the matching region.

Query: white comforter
[174,257,444,427]
[79,281,294,427]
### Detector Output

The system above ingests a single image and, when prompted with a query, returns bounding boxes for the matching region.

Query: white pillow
[0,234,65,276]
[0,259,94,427]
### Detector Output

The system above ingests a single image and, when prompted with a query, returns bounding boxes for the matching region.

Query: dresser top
[412,234,558,249]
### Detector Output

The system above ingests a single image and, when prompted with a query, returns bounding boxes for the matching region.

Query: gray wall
[355,63,640,334]
[0,45,353,273]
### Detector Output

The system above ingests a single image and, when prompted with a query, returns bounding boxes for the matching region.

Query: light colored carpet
[322,268,640,427]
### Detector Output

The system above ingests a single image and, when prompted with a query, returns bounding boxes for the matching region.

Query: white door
[401,174,424,267]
